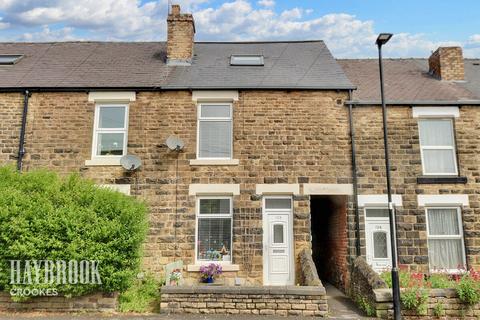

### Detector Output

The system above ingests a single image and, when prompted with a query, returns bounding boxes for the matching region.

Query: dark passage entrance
[311,195,348,291]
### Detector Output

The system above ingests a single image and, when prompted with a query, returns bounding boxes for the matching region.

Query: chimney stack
[428,47,464,81]
[167,4,195,65]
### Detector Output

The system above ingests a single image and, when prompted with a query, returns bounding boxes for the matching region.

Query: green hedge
[0,166,148,298]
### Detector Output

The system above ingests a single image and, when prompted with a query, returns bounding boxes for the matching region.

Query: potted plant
[169,268,182,286]
[199,263,222,284]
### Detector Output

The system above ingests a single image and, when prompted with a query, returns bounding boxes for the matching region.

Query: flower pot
[222,255,230,261]
[203,276,214,284]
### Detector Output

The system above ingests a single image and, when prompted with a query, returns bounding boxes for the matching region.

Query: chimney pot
[428,46,464,81]
[167,4,195,65]
[171,4,181,16]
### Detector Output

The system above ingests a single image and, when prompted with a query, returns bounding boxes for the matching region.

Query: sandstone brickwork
[0,90,353,286]
[352,105,480,272]
[0,292,117,312]
[161,286,328,317]
[167,5,195,62]
[428,47,465,81]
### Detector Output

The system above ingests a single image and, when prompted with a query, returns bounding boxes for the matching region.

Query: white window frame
[196,103,233,160]
[418,117,458,176]
[364,206,390,222]
[195,196,233,265]
[92,104,129,159]
[425,206,466,273]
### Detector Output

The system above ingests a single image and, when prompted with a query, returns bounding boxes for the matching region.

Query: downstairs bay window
[426,207,466,272]
[196,197,232,263]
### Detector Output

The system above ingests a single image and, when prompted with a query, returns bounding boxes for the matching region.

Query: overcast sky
[0,0,479,58]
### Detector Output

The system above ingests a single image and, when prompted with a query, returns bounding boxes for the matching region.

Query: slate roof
[0,41,354,90]
[337,59,480,103]
[461,59,480,97]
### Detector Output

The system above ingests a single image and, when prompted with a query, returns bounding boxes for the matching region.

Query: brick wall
[352,105,480,272]
[374,288,480,319]
[167,5,195,62]
[161,286,328,317]
[0,93,23,165]
[428,47,465,81]
[0,292,117,312]
[0,90,353,285]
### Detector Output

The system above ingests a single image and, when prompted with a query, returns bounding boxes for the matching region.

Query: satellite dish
[120,155,142,171]
[166,135,185,151]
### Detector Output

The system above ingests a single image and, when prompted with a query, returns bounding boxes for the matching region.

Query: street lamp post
[376,33,402,320]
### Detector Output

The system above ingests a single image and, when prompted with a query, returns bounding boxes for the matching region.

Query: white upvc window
[418,118,458,175]
[426,207,466,272]
[195,197,233,263]
[92,104,128,158]
[197,103,233,159]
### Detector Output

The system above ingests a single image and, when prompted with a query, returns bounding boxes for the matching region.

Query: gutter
[0,85,357,93]
[346,100,480,106]
[346,91,361,257]
[17,90,30,171]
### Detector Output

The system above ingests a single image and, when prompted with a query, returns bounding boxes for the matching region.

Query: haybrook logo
[9,260,102,297]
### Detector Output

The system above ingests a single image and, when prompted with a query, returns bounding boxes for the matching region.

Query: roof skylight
[230,55,264,66]
[0,55,23,65]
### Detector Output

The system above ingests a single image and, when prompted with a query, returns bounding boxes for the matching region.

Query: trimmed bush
[0,166,148,298]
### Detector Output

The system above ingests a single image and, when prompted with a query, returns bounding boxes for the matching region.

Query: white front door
[366,220,392,272]
[263,197,294,285]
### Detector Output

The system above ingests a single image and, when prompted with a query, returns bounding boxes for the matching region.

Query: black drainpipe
[17,90,30,171]
[347,89,361,257]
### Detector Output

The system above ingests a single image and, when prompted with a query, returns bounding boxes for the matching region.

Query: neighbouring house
[1,4,480,302]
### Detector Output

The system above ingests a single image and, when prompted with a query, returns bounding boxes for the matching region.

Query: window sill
[417,176,467,184]
[189,159,239,166]
[85,157,122,166]
[187,264,240,272]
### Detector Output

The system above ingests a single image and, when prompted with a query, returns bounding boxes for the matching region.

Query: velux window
[92,105,128,157]
[197,103,232,159]
[0,54,23,65]
[230,55,264,66]
[426,207,466,271]
[418,118,458,175]
[196,197,232,263]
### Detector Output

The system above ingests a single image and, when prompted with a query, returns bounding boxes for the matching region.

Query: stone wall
[349,256,387,316]
[352,105,480,272]
[299,248,322,286]
[374,288,480,319]
[0,90,353,285]
[0,292,117,312]
[161,286,328,316]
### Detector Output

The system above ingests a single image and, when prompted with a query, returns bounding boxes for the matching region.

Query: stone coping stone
[429,288,457,298]
[374,288,393,302]
[374,288,459,302]
[162,285,326,296]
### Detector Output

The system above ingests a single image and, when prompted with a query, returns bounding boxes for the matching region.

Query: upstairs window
[92,105,128,157]
[426,207,466,271]
[197,103,232,159]
[418,118,458,175]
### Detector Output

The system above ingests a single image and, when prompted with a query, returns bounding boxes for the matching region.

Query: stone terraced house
[1,4,480,300]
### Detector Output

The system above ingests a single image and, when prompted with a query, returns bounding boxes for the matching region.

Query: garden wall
[161,286,328,316]
[374,288,480,319]
[349,256,388,316]
[0,292,118,312]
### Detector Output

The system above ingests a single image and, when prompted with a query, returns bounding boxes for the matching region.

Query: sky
[0,0,479,58]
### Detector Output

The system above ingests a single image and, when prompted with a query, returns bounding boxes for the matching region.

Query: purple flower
[199,263,223,279]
